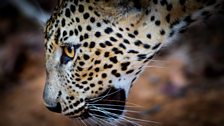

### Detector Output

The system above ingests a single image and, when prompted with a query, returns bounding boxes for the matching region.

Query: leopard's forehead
[44,1,161,63]
[44,0,163,49]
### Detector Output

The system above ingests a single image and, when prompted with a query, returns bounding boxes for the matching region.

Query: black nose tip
[46,102,62,113]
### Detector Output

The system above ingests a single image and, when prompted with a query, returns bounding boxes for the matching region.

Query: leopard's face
[43,0,153,121]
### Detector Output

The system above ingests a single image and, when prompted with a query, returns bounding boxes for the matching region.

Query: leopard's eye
[64,46,75,58]
[61,46,75,64]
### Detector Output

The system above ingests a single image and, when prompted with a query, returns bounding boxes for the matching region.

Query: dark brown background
[0,1,224,126]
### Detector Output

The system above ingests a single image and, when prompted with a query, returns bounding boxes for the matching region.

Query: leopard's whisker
[88,89,122,103]
[91,105,160,125]
[88,103,144,109]
[80,117,88,126]
[133,64,168,68]
[77,117,84,126]
[89,113,108,119]
[143,66,168,69]
[87,88,113,102]
[104,111,142,126]
[97,99,144,108]
[122,114,160,124]
[89,106,142,114]
[90,106,142,126]
[91,112,126,126]
[89,113,114,126]
[83,119,91,126]
[148,59,170,63]
[90,110,118,124]
[88,116,103,126]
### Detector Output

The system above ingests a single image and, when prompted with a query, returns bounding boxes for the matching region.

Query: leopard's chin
[81,87,126,120]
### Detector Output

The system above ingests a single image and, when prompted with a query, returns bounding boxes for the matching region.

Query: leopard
[43,0,223,124]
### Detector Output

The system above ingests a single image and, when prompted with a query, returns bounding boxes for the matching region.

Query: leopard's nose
[43,84,61,113]
[46,102,62,113]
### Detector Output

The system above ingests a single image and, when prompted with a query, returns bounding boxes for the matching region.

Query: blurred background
[0,0,224,126]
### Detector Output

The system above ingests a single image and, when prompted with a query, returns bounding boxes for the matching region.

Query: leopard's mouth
[44,86,126,120]
[81,87,126,120]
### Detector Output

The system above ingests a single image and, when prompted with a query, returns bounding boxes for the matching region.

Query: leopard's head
[43,0,160,122]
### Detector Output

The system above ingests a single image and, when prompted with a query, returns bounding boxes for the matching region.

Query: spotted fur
[43,0,223,121]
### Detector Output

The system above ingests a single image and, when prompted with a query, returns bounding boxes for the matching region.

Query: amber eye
[61,46,75,64]
[64,46,75,58]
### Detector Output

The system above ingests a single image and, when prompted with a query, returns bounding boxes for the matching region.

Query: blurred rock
[0,1,45,91]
